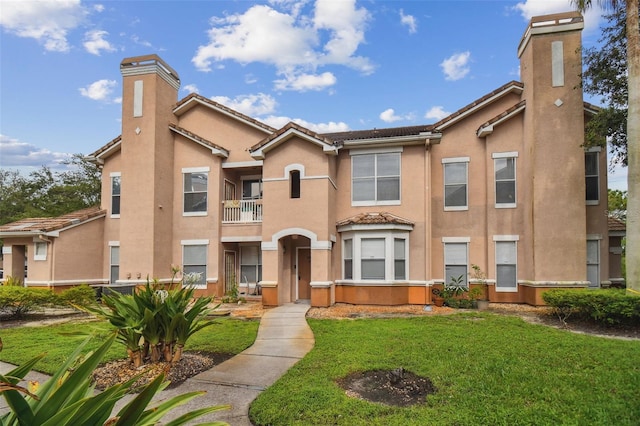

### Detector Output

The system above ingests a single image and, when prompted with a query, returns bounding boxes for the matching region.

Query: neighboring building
[0,12,622,306]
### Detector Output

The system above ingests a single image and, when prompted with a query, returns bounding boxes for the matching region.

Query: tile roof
[87,135,121,161]
[608,216,626,232]
[0,207,105,235]
[433,81,524,131]
[173,93,275,133]
[322,125,434,143]
[336,212,415,227]
[477,100,527,137]
[168,123,229,156]
[251,121,338,152]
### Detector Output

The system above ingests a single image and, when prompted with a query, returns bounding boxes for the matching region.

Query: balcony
[222,199,263,223]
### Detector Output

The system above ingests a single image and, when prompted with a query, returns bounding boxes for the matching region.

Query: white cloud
[79,79,118,102]
[425,106,451,121]
[93,4,105,13]
[379,108,402,123]
[210,93,278,117]
[183,84,200,94]
[400,9,417,34]
[192,0,374,91]
[512,0,603,33]
[0,134,71,168]
[274,71,337,91]
[440,51,471,81]
[83,30,116,55]
[262,116,350,133]
[0,0,87,52]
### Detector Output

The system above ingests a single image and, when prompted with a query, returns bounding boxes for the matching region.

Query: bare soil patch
[337,368,437,407]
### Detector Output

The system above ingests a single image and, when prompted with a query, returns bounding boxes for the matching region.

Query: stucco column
[260,247,280,306]
[310,248,334,307]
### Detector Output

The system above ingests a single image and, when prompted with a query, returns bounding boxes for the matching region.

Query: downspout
[424,139,432,305]
[38,234,53,290]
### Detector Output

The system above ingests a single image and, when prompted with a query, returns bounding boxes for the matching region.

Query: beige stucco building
[0,12,623,306]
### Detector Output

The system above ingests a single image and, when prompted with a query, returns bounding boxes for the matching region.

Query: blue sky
[0,0,627,190]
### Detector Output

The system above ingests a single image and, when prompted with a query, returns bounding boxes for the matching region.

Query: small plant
[0,332,229,425]
[221,274,245,304]
[0,287,55,319]
[2,276,23,287]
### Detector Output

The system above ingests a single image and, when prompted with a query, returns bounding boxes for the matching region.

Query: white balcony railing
[222,199,262,223]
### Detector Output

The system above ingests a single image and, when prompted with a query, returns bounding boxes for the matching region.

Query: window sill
[183,212,208,217]
[495,204,516,209]
[352,200,401,207]
[110,214,120,219]
[444,206,468,211]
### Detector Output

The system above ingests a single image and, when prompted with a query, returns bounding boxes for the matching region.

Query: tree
[0,154,101,226]
[573,0,639,295]
[608,189,628,220]
[582,7,628,166]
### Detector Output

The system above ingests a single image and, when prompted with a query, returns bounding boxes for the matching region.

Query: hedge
[0,285,96,319]
[542,288,640,326]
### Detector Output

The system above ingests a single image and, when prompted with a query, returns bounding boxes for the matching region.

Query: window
[495,241,517,292]
[111,174,121,216]
[352,151,401,205]
[290,170,300,199]
[240,245,262,285]
[34,242,47,261]
[242,177,262,200]
[587,239,600,288]
[585,151,599,203]
[183,168,208,214]
[343,239,353,279]
[493,153,517,207]
[443,158,469,210]
[183,243,207,287]
[110,245,119,284]
[341,232,408,281]
[361,238,385,280]
[394,238,406,280]
[444,241,468,286]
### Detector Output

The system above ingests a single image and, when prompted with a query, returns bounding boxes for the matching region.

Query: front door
[297,248,311,300]
[224,251,237,293]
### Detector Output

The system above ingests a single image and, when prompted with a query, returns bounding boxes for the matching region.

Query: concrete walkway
[0,302,314,425]
[152,301,314,425]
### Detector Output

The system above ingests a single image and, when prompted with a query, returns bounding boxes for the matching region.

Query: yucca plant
[0,332,229,425]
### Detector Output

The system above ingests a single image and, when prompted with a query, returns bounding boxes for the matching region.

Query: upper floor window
[443,157,469,210]
[585,151,599,204]
[352,150,401,205]
[183,167,209,215]
[341,232,408,281]
[290,170,301,199]
[111,173,121,216]
[242,177,262,200]
[493,152,517,208]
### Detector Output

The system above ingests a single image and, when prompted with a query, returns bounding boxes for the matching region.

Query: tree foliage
[582,6,628,166]
[0,154,101,226]
[608,189,628,220]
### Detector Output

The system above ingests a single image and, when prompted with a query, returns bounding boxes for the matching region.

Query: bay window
[341,232,408,281]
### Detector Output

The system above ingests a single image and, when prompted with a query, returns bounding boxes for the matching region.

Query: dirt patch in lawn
[337,368,437,407]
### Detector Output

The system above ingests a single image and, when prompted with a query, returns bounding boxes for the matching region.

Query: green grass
[0,317,259,374]
[250,313,640,425]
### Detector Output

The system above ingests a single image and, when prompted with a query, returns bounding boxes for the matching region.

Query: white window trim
[351,149,402,207]
[443,239,469,286]
[183,167,209,217]
[341,231,409,282]
[442,157,469,211]
[110,172,121,219]
[182,241,208,289]
[492,153,517,209]
[585,151,600,205]
[495,238,518,293]
[34,241,47,261]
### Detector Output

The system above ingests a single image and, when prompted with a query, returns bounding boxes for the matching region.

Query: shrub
[56,284,97,308]
[84,269,217,367]
[0,332,229,425]
[0,286,55,319]
[2,276,23,287]
[542,289,640,326]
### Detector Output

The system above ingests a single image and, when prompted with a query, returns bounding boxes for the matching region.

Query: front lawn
[250,313,640,425]
[0,317,259,374]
